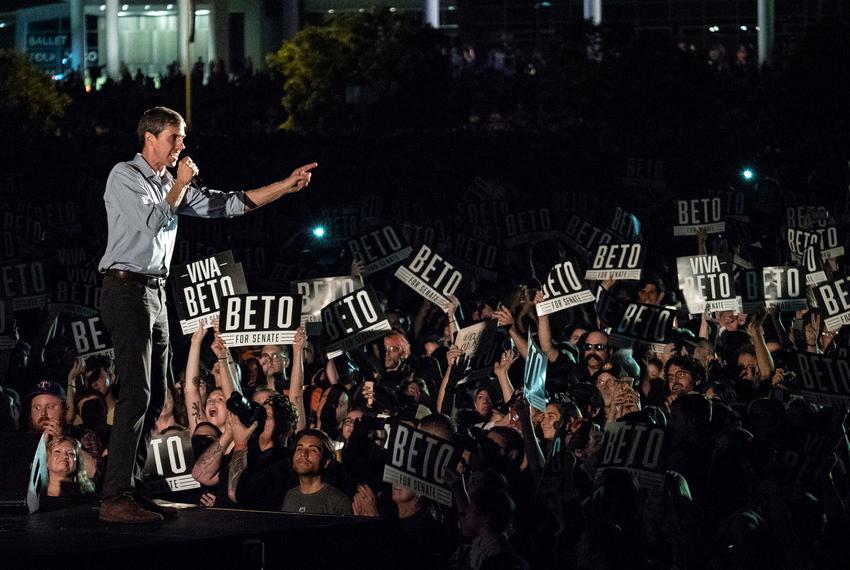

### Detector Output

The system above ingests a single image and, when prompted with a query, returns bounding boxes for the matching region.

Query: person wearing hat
[28,381,67,440]
[592,361,640,428]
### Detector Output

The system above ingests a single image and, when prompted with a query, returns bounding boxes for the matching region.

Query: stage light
[742,168,754,181]
[312,226,326,238]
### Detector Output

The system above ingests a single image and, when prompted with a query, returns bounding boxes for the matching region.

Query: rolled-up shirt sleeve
[106,164,176,237]
[179,186,248,218]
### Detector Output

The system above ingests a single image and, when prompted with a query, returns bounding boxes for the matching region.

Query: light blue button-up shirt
[98,153,248,277]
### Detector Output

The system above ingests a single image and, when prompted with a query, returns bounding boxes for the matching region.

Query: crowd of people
[4,209,850,568]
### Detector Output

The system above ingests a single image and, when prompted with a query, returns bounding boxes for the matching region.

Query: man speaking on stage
[97,106,316,524]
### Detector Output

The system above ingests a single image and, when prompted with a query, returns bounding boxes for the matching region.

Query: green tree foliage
[0,49,70,134]
[268,11,454,132]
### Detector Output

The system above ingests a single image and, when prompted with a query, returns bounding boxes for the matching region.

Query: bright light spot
[167,4,174,9]
[742,168,754,180]
[328,9,334,13]
[0,22,6,28]
[145,4,151,9]
[448,5,456,10]
[312,226,326,238]
[122,4,128,10]
[541,1,551,6]
[100,5,105,10]
[389,7,397,12]
[358,8,365,13]
[708,26,720,32]
[195,9,210,15]
[740,25,747,31]
[51,73,65,81]
[755,26,760,31]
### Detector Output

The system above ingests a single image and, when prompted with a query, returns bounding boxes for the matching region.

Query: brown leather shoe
[133,494,179,518]
[99,496,164,524]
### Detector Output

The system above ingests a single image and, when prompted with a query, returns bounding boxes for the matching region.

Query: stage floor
[0,501,402,569]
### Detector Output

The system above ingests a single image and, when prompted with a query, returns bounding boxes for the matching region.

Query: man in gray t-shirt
[283,429,352,516]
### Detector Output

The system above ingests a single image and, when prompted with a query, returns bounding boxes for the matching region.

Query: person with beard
[577,330,611,382]
[28,381,67,439]
[282,429,352,515]
[663,355,705,412]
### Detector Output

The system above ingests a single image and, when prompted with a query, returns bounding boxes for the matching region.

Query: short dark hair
[639,276,666,293]
[663,355,706,387]
[137,106,184,147]
[293,428,335,466]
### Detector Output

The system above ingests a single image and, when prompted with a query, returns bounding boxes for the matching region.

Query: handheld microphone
[190,176,210,197]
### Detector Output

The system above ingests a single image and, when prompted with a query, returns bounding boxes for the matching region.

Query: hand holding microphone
[176,156,210,196]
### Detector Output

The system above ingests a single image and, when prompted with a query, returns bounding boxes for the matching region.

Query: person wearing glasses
[258,344,291,393]
[662,355,705,412]
[576,330,611,381]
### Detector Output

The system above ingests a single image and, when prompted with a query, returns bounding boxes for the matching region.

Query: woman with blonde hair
[46,436,96,497]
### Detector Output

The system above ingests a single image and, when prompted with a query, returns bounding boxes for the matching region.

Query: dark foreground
[0,502,401,569]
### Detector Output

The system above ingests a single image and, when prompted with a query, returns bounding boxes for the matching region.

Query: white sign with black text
[453,320,498,377]
[536,261,595,316]
[786,226,844,262]
[673,198,725,236]
[347,226,412,276]
[585,243,644,281]
[382,422,459,507]
[218,294,301,347]
[803,245,828,286]
[323,287,392,359]
[394,245,463,311]
[293,275,363,334]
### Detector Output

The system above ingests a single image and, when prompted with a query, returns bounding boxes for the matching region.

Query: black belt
[105,269,166,287]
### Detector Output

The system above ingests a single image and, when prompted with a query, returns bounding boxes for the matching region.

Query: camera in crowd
[226,393,266,428]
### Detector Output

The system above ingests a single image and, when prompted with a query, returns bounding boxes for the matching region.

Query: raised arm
[494,306,528,359]
[226,414,258,503]
[184,326,208,433]
[290,327,307,432]
[241,163,317,212]
[437,346,462,415]
[493,349,518,403]
[517,396,545,487]
[192,420,233,487]
[748,309,775,382]
[535,291,559,363]
[211,332,241,399]
[65,357,85,426]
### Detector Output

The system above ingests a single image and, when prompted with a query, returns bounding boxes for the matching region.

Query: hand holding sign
[493,306,514,328]
[493,349,518,375]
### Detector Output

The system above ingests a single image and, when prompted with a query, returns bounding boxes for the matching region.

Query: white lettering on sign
[224,295,296,331]
[399,245,462,299]
[389,424,455,485]
[348,226,405,263]
[615,304,672,342]
[677,198,721,225]
[183,276,235,317]
[70,317,107,353]
[592,244,642,269]
[504,209,552,236]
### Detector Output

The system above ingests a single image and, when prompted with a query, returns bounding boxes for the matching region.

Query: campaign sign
[502,208,557,247]
[218,294,301,347]
[803,245,828,286]
[585,243,645,281]
[49,267,101,317]
[143,431,201,494]
[347,226,412,276]
[454,320,498,378]
[776,412,844,489]
[608,206,641,243]
[608,303,675,353]
[0,300,14,350]
[673,198,725,236]
[676,255,737,314]
[323,287,392,359]
[293,275,363,335]
[811,277,850,331]
[1,261,49,311]
[453,233,498,281]
[563,215,614,262]
[597,420,671,491]
[537,261,595,316]
[741,267,806,312]
[70,315,113,359]
[782,351,850,409]
[787,226,844,262]
[622,157,666,190]
[383,422,459,507]
[786,205,831,230]
[0,230,18,262]
[595,285,627,328]
[394,245,463,311]
[171,251,248,334]
[524,332,548,412]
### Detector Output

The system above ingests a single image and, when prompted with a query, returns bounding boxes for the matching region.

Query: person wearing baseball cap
[27,381,67,440]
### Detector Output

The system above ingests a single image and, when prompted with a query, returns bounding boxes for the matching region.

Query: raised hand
[493,349,518,375]
[352,484,380,517]
[285,163,318,194]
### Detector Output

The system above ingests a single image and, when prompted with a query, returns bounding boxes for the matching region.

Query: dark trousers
[100,274,172,499]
